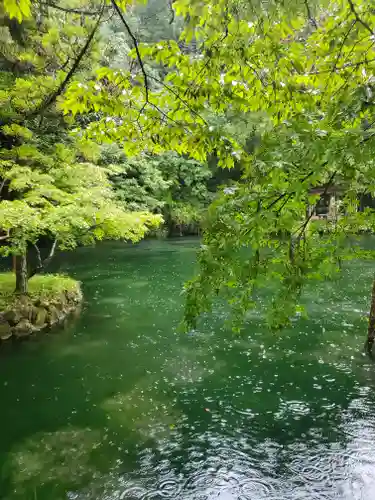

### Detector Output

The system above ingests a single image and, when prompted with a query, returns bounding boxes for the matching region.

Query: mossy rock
[65,290,81,303]
[3,309,22,325]
[0,273,82,342]
[53,295,67,311]
[19,305,33,321]
[13,319,34,338]
[46,305,61,326]
[32,307,48,328]
[3,305,32,324]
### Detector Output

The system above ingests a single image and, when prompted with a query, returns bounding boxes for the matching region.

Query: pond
[1,238,375,499]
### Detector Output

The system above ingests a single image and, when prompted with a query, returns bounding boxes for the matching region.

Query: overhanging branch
[148,74,208,125]
[306,56,375,75]
[168,0,175,24]
[26,4,104,121]
[266,171,315,210]
[347,0,373,35]
[111,0,149,105]
[40,1,102,16]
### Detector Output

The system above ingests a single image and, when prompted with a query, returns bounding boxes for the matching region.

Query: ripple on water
[15,241,375,500]
[72,423,375,500]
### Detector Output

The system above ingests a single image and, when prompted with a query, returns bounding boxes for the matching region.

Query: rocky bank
[0,288,82,341]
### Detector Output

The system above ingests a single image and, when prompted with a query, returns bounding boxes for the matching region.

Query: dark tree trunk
[15,254,28,295]
[366,276,375,356]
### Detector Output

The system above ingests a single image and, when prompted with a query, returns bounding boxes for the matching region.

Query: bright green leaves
[0,153,163,256]
[1,124,32,140]
[61,80,106,116]
[3,0,375,331]
[0,0,161,256]
[60,0,375,170]
[3,0,31,22]
[107,0,138,10]
[183,95,375,330]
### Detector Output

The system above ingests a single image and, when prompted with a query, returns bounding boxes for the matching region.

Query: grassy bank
[0,273,80,311]
[0,273,82,340]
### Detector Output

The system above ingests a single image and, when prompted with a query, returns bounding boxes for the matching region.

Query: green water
[1,239,375,499]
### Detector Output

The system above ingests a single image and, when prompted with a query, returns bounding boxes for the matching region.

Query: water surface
[0,239,375,499]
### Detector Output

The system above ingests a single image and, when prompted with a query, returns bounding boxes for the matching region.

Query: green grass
[0,273,80,311]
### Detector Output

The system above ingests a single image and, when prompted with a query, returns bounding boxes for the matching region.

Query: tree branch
[111,0,149,105]
[40,1,102,16]
[168,0,175,25]
[184,26,229,97]
[331,20,356,75]
[29,239,58,278]
[320,20,356,101]
[0,178,6,199]
[293,170,337,239]
[33,243,42,269]
[306,56,375,75]
[0,230,10,241]
[266,171,315,210]
[148,74,208,125]
[27,5,104,120]
[347,0,373,35]
[304,0,317,28]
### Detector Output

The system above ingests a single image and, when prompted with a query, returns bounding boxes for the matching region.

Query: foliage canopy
[0,0,162,294]
[3,0,375,330]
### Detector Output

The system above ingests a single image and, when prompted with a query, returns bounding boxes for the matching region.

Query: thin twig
[40,1,102,16]
[148,74,207,125]
[40,12,103,110]
[266,171,314,210]
[347,0,373,35]
[306,56,375,75]
[168,0,175,24]
[276,192,295,216]
[33,243,42,269]
[330,20,356,75]
[293,170,337,238]
[27,5,104,120]
[184,25,229,96]
[304,0,317,28]
[111,0,149,104]
[320,20,356,102]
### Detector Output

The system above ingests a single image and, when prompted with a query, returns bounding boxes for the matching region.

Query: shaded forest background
[0,0,242,238]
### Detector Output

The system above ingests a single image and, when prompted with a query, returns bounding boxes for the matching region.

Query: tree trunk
[15,254,28,295]
[28,239,58,279]
[366,276,375,356]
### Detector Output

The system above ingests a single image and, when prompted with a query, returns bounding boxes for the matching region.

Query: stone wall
[0,289,83,341]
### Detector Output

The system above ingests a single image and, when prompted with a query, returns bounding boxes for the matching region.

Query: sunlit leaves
[3,0,31,22]
[0,1,162,258]
[1,124,32,140]
[0,154,162,255]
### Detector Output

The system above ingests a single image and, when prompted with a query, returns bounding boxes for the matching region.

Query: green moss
[0,273,80,311]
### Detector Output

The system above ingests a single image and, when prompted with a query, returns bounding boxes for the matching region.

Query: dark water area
[1,238,375,499]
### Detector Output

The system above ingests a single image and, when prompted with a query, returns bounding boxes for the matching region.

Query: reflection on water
[0,239,375,499]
